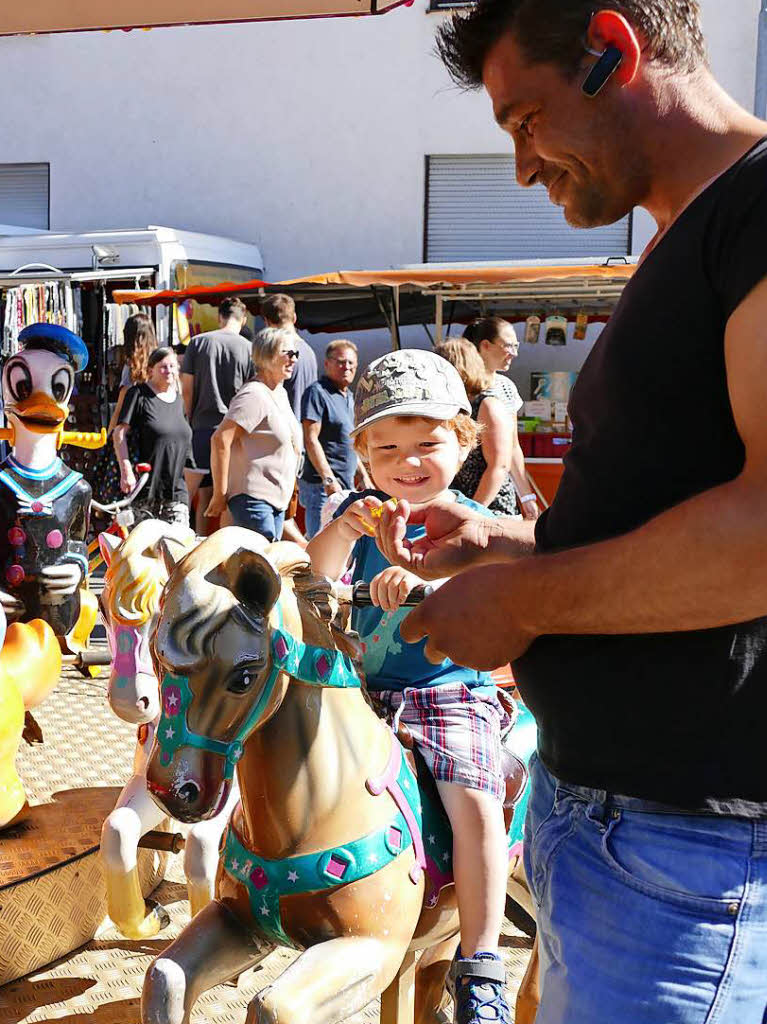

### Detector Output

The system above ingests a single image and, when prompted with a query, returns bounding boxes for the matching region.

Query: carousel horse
[0,606,62,829]
[140,527,535,1024]
[98,519,240,940]
[0,323,105,653]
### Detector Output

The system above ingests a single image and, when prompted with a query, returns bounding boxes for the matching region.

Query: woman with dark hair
[108,312,158,432]
[463,316,539,520]
[206,327,302,540]
[113,347,192,527]
[436,338,520,517]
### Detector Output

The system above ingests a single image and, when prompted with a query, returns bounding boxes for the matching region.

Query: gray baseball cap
[351,348,471,438]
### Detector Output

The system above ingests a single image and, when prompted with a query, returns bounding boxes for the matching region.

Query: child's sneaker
[447,950,511,1024]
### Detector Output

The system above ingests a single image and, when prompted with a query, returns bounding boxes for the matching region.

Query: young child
[306,349,511,1024]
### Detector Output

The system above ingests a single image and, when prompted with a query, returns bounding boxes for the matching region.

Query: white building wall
[0,0,762,382]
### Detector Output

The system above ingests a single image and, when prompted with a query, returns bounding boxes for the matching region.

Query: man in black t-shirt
[375,4,767,1023]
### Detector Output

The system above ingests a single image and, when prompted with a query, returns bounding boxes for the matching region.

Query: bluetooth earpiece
[582,44,623,97]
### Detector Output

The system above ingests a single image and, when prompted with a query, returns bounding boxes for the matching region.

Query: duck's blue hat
[18,323,89,372]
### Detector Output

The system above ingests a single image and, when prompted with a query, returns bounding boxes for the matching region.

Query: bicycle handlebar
[91,464,152,515]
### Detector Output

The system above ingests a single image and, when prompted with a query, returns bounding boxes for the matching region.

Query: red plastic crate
[518,433,534,457]
[532,433,572,458]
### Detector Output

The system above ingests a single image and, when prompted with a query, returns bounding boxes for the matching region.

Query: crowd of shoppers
[107,298,531,542]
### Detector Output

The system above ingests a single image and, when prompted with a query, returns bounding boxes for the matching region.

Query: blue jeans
[227,494,284,541]
[298,479,327,539]
[525,752,767,1024]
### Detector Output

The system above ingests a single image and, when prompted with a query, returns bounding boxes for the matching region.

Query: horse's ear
[98,531,122,568]
[158,537,185,576]
[218,549,282,616]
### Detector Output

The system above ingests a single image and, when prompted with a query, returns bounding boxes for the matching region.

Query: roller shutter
[425,154,630,262]
[0,164,49,230]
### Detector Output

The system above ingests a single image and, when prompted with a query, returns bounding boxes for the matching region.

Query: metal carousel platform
[0,648,534,1024]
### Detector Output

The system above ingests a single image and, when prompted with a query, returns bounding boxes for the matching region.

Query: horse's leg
[413,935,460,1024]
[183,782,240,918]
[246,936,410,1024]
[101,770,170,939]
[381,948,417,1024]
[142,899,270,1024]
[515,933,540,1024]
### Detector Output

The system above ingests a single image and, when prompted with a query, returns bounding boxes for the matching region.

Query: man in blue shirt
[299,339,367,537]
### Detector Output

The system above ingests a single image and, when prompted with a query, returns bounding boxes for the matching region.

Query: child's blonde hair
[353,413,479,464]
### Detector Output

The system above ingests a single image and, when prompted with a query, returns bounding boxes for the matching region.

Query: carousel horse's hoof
[121,899,171,940]
[447,951,511,1024]
[145,898,172,934]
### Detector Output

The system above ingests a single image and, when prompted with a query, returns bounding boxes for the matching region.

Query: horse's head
[146,527,315,823]
[99,520,194,724]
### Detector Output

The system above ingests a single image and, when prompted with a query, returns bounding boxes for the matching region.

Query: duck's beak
[8,392,67,434]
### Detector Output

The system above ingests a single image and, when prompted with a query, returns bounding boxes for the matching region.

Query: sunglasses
[282,350,300,360]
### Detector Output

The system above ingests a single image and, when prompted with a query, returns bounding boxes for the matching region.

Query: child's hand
[369,566,423,613]
[337,496,396,541]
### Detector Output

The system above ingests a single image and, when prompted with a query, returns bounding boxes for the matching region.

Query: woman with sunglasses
[463,316,539,520]
[206,327,302,540]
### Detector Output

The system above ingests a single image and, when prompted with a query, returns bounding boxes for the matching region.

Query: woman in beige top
[206,327,302,540]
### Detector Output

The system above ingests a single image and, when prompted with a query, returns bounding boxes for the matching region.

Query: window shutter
[0,163,49,230]
[426,154,630,262]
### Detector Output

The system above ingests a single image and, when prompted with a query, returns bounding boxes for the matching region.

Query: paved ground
[0,654,533,1024]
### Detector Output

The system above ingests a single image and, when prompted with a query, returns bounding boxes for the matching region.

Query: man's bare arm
[181,372,194,420]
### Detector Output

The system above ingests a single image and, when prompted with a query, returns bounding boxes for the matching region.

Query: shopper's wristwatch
[322,475,336,486]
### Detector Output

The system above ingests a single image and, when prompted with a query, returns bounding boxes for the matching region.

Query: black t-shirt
[119,383,192,505]
[513,137,767,817]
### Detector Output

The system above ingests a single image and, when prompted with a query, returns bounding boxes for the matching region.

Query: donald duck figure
[0,323,104,645]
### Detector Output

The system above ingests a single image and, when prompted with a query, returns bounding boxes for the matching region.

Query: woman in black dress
[113,347,192,527]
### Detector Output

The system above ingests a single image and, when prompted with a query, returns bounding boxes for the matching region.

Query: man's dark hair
[436,0,707,89]
[219,296,248,323]
[260,293,296,326]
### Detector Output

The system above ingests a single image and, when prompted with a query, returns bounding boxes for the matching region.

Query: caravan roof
[0,226,264,281]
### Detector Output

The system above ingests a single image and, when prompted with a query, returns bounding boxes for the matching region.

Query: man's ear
[586,9,642,88]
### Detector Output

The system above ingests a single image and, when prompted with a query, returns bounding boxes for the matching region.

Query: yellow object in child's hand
[369,498,398,520]
[353,498,397,536]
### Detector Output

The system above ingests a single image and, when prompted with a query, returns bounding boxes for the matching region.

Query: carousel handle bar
[91,463,152,514]
[335,581,434,608]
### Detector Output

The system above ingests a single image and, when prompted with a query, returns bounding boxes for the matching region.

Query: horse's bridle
[110,623,156,682]
[155,622,362,783]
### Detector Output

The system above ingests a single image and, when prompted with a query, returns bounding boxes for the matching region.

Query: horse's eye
[227,664,261,695]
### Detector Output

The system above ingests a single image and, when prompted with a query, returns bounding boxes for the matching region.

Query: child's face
[363,416,466,505]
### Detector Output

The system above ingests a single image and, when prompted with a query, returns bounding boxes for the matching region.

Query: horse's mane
[104,519,194,626]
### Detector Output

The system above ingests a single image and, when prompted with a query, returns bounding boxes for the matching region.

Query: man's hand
[376,498,516,580]
[323,477,342,497]
[401,564,536,669]
[205,492,228,518]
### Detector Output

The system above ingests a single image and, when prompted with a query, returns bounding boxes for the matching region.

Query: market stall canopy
[113,259,637,338]
[0,0,410,35]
